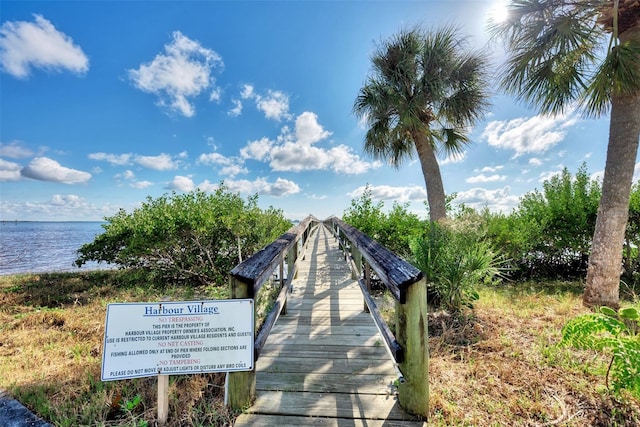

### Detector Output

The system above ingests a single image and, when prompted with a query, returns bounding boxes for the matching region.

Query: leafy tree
[516,164,601,277]
[354,26,490,222]
[343,186,423,258]
[491,0,640,308]
[75,188,291,286]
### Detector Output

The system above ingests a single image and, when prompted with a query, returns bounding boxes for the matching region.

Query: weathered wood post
[395,277,429,417]
[227,276,256,409]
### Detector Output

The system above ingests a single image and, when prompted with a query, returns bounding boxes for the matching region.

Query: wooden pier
[234,225,426,426]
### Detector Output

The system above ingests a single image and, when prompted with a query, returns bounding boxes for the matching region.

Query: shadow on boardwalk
[234,225,426,426]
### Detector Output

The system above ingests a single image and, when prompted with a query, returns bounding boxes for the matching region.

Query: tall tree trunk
[584,92,640,308]
[413,133,447,222]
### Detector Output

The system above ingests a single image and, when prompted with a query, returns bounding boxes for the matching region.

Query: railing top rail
[230,215,318,295]
[326,216,423,303]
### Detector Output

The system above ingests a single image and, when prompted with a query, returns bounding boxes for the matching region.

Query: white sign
[101,299,254,381]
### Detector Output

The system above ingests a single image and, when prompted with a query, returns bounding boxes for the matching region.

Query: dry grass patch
[0,271,236,427]
[427,283,639,426]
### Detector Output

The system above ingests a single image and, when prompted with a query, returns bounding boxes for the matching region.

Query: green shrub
[561,306,640,399]
[410,222,503,312]
[75,188,291,287]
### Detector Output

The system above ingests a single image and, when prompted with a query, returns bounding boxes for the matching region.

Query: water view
[0,221,109,275]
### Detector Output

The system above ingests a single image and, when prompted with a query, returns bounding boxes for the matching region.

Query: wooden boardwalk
[234,225,426,426]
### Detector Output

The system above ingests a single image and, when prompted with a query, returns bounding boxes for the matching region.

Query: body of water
[0,221,110,275]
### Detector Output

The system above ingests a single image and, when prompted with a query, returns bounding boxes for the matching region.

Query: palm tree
[491,0,640,308]
[354,26,490,222]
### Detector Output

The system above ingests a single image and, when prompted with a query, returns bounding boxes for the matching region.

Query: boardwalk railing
[325,216,429,417]
[227,215,429,417]
[227,215,319,409]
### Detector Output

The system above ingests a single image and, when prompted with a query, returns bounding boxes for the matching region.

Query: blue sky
[0,1,623,222]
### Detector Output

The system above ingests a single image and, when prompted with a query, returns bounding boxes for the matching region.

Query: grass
[1,272,639,426]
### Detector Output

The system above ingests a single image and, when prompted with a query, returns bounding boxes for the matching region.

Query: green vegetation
[75,187,291,287]
[354,26,490,222]
[2,273,638,426]
[561,306,640,399]
[490,0,640,308]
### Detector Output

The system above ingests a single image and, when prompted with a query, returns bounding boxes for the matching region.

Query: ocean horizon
[0,221,110,275]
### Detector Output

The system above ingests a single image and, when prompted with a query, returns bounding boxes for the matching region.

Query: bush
[561,306,640,399]
[410,222,503,312]
[75,188,291,287]
[343,185,423,258]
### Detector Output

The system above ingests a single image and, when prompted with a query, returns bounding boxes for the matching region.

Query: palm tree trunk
[584,92,640,308]
[413,133,447,222]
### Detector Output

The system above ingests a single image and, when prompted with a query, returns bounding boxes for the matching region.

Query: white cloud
[479,165,504,173]
[51,194,84,207]
[228,99,242,116]
[198,152,232,166]
[295,112,332,145]
[482,113,578,157]
[440,151,466,165]
[538,169,563,182]
[240,84,254,99]
[135,153,178,171]
[20,157,91,184]
[123,170,135,180]
[529,157,543,166]
[240,137,274,161]
[209,87,222,103]
[225,177,301,197]
[0,141,34,158]
[348,185,428,202]
[128,31,223,117]
[256,90,290,121]
[0,158,22,181]
[220,164,248,177]
[130,180,153,189]
[88,152,132,165]
[454,186,520,212]
[466,173,507,184]
[167,175,196,192]
[0,14,89,79]
[258,112,379,175]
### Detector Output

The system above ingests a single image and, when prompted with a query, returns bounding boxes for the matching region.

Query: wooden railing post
[395,277,429,417]
[227,276,256,410]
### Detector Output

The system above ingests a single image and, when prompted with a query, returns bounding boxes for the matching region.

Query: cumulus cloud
[0,158,22,181]
[0,14,89,78]
[0,141,34,158]
[20,157,91,184]
[348,185,428,202]
[440,151,466,165]
[240,137,274,161]
[295,112,332,144]
[237,112,378,175]
[466,173,507,184]
[482,113,578,157]
[88,152,132,165]
[198,151,247,177]
[256,90,290,121]
[167,175,196,192]
[130,180,153,189]
[454,186,520,212]
[225,177,301,197]
[240,84,254,99]
[135,153,178,171]
[228,99,242,116]
[128,31,223,117]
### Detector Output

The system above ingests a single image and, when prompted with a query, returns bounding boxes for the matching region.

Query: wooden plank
[255,372,397,393]
[234,414,426,427]
[259,344,391,359]
[244,390,418,421]
[234,224,418,426]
